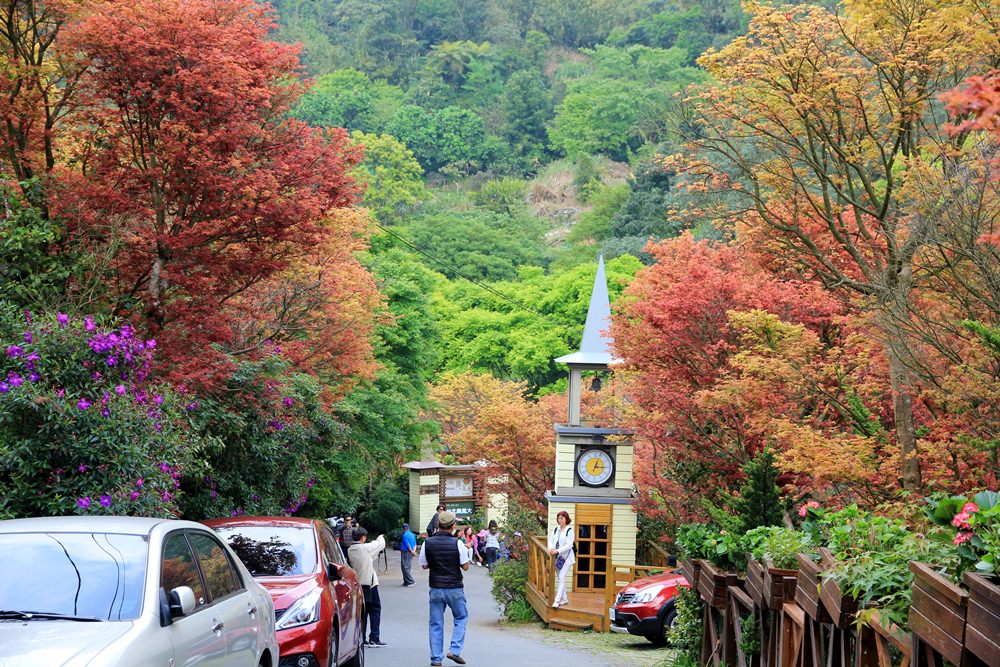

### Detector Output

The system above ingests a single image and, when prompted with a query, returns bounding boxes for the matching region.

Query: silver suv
[0,516,279,666]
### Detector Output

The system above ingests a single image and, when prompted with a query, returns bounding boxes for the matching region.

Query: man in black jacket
[419,511,471,666]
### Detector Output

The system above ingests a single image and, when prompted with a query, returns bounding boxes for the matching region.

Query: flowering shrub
[925,490,999,577]
[675,523,747,572]
[177,354,355,519]
[0,307,205,518]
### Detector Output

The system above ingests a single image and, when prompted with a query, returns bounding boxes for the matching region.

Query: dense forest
[0,0,996,545]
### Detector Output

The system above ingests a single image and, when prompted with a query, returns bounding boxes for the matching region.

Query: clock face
[577,449,614,487]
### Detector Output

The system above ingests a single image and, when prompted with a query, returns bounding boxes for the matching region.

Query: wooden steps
[549,617,594,632]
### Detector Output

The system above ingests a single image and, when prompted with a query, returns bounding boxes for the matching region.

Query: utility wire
[375,222,550,318]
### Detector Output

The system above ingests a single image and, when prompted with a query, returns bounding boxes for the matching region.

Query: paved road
[364,546,622,667]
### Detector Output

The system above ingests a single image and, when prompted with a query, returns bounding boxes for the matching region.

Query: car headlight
[275,589,323,630]
[631,585,666,604]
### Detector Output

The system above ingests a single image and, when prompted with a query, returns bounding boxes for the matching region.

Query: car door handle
[211,621,224,633]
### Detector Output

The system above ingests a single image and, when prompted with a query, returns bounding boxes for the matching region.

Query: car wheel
[659,607,679,647]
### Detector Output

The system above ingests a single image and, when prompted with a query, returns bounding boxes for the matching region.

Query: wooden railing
[638,539,676,569]
[528,534,554,606]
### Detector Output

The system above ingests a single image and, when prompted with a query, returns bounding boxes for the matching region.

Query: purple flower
[0,382,8,394]
[85,316,96,332]
[129,491,140,501]
[186,401,199,411]
[306,478,315,488]
[162,491,173,502]
[77,496,91,509]
[57,313,69,327]
[56,388,65,397]
[136,478,144,487]
[8,374,23,388]
[100,408,111,418]
[106,356,117,366]
[269,420,284,431]
[6,345,23,358]
[154,395,163,405]
[77,398,91,410]
[99,495,112,508]
[154,422,162,432]
[145,339,156,349]
[25,352,39,362]
[210,490,218,498]
[274,346,282,354]
[28,373,40,382]
[78,464,88,473]
[23,331,32,344]
[115,384,126,395]
[159,462,171,473]
[283,397,295,407]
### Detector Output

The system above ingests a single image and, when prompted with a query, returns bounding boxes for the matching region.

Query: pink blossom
[798,500,820,518]
[962,502,979,514]
[954,531,973,545]
[953,512,972,529]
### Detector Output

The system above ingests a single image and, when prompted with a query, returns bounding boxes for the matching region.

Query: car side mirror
[327,562,343,581]
[169,586,196,618]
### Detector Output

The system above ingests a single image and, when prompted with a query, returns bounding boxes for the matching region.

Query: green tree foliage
[294,70,405,133]
[386,105,493,172]
[359,476,408,535]
[353,132,426,223]
[335,248,441,483]
[731,449,786,532]
[404,210,547,282]
[549,45,705,160]
[180,356,364,519]
[499,70,553,161]
[433,256,642,391]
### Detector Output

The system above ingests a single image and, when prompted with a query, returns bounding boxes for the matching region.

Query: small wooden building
[403,460,507,534]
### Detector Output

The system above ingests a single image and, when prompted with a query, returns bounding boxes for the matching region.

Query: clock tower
[545,256,637,598]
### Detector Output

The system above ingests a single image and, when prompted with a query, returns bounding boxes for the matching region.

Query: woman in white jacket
[547,510,575,607]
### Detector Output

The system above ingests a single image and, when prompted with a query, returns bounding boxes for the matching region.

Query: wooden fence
[684,556,998,667]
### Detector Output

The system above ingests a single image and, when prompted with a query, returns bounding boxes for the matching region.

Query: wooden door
[574,504,612,591]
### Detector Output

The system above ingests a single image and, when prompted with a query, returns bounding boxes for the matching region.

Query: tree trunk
[884,337,922,493]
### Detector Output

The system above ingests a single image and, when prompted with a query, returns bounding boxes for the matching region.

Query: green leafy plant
[675,523,746,572]
[743,526,811,570]
[739,613,760,657]
[670,587,703,663]
[490,559,538,622]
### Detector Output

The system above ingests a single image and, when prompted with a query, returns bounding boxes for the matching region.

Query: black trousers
[362,584,381,642]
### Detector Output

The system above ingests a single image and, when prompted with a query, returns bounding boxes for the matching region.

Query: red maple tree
[56,0,372,388]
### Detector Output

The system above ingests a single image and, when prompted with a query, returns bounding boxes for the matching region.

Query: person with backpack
[547,511,575,608]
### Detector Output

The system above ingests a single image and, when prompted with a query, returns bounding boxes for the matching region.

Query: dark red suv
[204,517,364,667]
[610,570,690,645]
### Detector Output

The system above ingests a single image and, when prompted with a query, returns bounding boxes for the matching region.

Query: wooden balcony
[525,536,676,632]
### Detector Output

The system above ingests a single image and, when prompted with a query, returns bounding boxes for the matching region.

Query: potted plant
[675,523,746,609]
[953,492,999,665]
[743,526,807,609]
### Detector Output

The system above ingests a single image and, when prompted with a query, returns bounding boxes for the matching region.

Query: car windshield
[212,525,317,576]
[0,532,148,621]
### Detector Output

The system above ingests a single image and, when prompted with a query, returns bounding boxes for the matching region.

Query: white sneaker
[552,601,560,608]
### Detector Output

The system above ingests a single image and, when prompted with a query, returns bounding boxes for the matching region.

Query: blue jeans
[428,587,468,663]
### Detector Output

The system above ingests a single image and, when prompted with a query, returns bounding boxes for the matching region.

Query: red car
[610,570,690,645]
[204,517,364,667]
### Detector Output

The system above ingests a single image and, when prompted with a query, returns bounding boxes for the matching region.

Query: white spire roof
[555,256,616,366]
